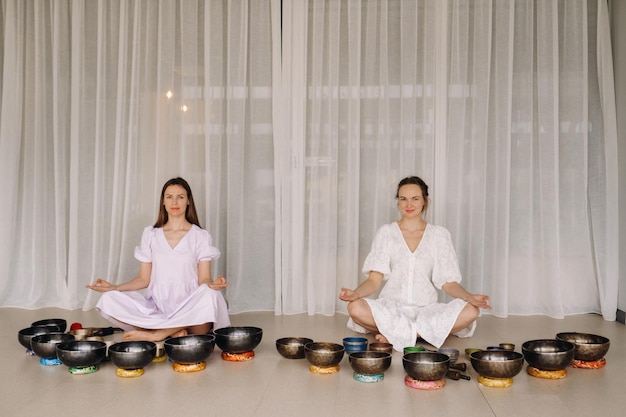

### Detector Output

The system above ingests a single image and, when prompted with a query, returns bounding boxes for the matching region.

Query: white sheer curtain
[0,0,275,313]
[1,0,618,321]
[276,0,618,319]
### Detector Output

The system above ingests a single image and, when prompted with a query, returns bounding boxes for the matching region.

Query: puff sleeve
[134,226,157,263]
[431,226,462,289]
[362,224,392,278]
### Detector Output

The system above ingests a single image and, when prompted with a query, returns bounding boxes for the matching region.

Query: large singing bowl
[276,337,314,359]
[555,332,610,362]
[304,342,345,367]
[402,351,450,381]
[349,351,392,375]
[470,350,525,379]
[18,326,57,350]
[56,341,107,368]
[109,341,157,370]
[31,333,76,359]
[31,318,67,333]
[164,334,216,364]
[213,327,263,353]
[522,339,575,371]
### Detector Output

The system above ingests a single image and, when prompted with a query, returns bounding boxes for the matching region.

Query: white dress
[347,222,475,350]
[95,225,231,331]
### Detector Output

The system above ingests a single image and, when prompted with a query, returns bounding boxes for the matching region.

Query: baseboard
[617,309,626,325]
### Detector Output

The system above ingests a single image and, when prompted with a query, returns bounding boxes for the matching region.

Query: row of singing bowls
[164,334,216,364]
[470,350,525,378]
[109,341,157,369]
[522,339,575,370]
[31,333,76,359]
[213,326,263,353]
[402,351,450,381]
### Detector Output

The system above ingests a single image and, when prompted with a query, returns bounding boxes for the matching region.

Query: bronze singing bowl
[276,337,314,359]
[349,351,392,375]
[31,332,76,359]
[522,339,575,371]
[213,326,263,353]
[56,341,107,368]
[555,332,610,361]
[164,334,216,364]
[109,341,157,369]
[470,350,525,379]
[304,342,345,367]
[402,351,450,381]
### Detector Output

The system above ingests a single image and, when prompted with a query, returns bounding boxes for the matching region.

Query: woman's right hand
[339,288,359,302]
[86,278,117,293]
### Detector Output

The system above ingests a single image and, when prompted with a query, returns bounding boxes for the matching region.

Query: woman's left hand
[209,274,228,290]
[465,294,491,310]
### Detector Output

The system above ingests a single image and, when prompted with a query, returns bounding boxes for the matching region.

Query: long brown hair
[153,177,201,228]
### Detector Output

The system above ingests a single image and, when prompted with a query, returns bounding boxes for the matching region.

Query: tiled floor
[2,307,624,417]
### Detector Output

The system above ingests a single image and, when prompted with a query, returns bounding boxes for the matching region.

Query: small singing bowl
[369,342,394,354]
[31,318,67,333]
[522,339,575,371]
[213,326,263,354]
[164,334,216,364]
[470,350,525,379]
[56,340,107,368]
[402,351,450,381]
[31,333,76,359]
[555,332,610,362]
[109,341,157,369]
[499,343,516,351]
[349,351,392,375]
[276,337,314,359]
[465,348,482,359]
[304,342,345,367]
[18,326,57,350]
[343,337,368,353]
[438,348,460,363]
[70,328,94,340]
[404,346,426,354]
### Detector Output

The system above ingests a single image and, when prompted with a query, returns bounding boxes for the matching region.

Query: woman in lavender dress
[87,177,230,341]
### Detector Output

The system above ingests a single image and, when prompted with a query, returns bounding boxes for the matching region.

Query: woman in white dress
[339,176,491,350]
[87,177,230,341]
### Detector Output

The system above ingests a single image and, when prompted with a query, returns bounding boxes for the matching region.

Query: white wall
[611,0,626,317]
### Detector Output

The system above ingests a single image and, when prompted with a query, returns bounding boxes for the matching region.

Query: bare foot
[375,333,389,343]
[122,328,187,342]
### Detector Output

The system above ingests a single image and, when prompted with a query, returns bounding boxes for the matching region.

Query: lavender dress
[96,225,230,331]
[347,222,475,350]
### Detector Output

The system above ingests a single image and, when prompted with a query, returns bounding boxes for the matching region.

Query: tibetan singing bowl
[470,350,524,379]
[304,342,345,367]
[275,337,314,359]
[349,351,392,375]
[164,334,216,364]
[31,318,67,333]
[213,326,263,354]
[555,332,610,361]
[522,339,575,371]
[109,341,157,370]
[31,332,76,359]
[402,351,450,381]
[56,341,107,368]
[18,326,57,350]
